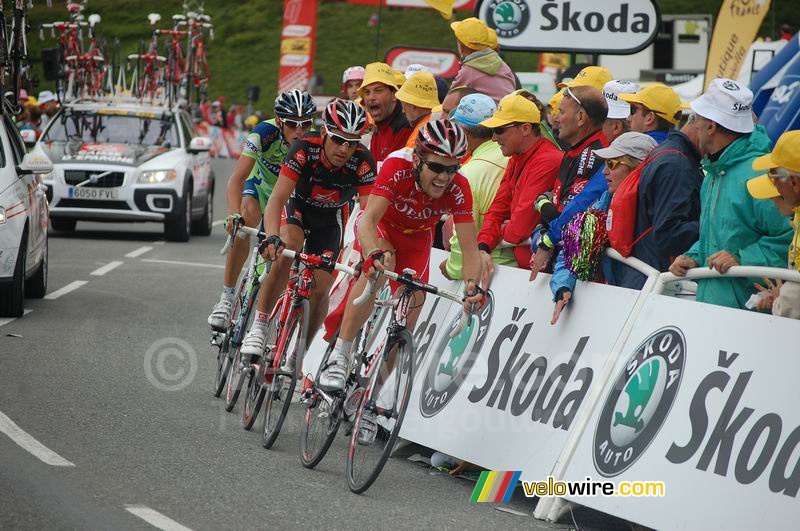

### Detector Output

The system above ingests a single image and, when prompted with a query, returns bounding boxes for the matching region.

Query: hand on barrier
[668,255,698,277]
[529,246,552,282]
[753,278,782,311]
[707,250,740,274]
[259,235,285,261]
[551,289,571,325]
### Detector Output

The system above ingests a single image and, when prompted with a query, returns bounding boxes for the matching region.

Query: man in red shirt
[475,93,563,285]
[318,119,484,399]
[360,62,413,164]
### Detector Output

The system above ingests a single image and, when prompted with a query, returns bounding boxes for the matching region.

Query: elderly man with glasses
[473,93,563,286]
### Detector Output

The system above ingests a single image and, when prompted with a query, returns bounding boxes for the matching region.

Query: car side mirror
[20,129,37,147]
[188,136,212,153]
[17,148,54,176]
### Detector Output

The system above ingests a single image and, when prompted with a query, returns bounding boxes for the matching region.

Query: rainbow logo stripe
[469,471,522,502]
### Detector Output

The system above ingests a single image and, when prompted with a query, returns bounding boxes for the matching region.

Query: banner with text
[704,0,771,88]
[278,0,318,93]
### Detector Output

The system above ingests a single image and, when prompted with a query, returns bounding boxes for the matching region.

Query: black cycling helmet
[322,98,368,136]
[274,89,316,120]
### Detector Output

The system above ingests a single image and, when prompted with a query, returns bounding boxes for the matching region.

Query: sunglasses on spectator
[421,157,459,176]
[492,123,520,135]
[768,167,798,183]
[282,118,313,129]
[325,126,360,148]
[564,87,583,108]
[605,158,633,171]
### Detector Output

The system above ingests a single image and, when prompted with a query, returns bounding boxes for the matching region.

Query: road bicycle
[39,1,88,101]
[177,10,212,105]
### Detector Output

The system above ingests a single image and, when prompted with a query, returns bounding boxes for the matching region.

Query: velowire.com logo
[487,0,530,39]
[593,326,685,477]
[419,291,494,417]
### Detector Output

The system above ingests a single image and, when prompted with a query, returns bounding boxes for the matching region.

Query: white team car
[38,100,215,241]
[0,113,54,317]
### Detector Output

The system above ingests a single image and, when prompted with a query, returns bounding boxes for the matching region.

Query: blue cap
[450,93,497,128]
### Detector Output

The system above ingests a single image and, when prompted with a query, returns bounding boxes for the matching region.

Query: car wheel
[0,230,27,317]
[165,188,192,242]
[191,189,213,236]
[25,233,48,299]
[51,218,77,232]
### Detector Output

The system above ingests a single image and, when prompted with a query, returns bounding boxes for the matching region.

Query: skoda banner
[474,0,660,54]
[559,294,800,530]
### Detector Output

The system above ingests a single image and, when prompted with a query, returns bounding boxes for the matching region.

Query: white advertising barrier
[557,293,800,530]
[399,257,642,480]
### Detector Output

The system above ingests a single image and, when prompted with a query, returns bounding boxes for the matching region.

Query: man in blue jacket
[670,79,793,309]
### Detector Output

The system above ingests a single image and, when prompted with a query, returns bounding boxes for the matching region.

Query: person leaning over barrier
[475,94,563,286]
[746,130,800,319]
[549,132,656,325]
[602,79,639,143]
[440,93,515,280]
[669,79,793,309]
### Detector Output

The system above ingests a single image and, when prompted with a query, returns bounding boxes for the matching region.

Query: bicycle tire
[242,317,278,430]
[212,332,231,398]
[346,329,414,494]
[299,340,343,469]
[224,282,260,412]
[262,299,308,449]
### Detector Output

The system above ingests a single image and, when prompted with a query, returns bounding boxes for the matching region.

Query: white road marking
[153,240,166,245]
[91,261,124,276]
[141,259,224,269]
[125,246,153,258]
[124,506,193,531]
[0,309,32,328]
[211,219,225,227]
[0,411,75,467]
[45,281,88,300]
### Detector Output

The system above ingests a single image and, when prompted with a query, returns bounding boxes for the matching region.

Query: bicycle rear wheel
[300,340,344,469]
[242,318,278,430]
[262,299,308,449]
[212,332,231,398]
[346,329,414,494]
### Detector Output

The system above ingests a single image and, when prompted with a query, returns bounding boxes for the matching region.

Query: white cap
[38,90,57,105]
[603,79,640,120]
[593,132,657,161]
[404,63,428,79]
[690,78,754,134]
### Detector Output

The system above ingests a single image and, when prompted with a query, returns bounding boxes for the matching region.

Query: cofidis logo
[419,291,494,418]
[593,326,685,477]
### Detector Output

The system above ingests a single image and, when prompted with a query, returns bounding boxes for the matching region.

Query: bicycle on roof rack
[2,0,34,115]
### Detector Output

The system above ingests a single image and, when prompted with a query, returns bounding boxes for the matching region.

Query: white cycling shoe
[317,352,348,391]
[207,300,232,331]
[241,325,268,360]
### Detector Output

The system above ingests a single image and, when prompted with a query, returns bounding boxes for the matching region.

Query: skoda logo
[723,80,741,91]
[593,326,685,477]
[419,291,494,417]
[487,0,530,39]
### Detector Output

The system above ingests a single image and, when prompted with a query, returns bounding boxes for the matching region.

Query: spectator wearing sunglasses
[530,85,609,281]
[746,131,800,319]
[550,132,657,325]
[670,79,793,309]
[475,93,562,286]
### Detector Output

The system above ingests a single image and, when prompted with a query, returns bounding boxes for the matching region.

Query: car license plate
[68,187,119,200]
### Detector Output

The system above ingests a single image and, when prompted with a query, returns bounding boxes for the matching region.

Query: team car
[38,100,215,241]
[0,113,54,317]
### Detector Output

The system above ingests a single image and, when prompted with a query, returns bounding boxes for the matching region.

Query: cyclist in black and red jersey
[240,99,377,361]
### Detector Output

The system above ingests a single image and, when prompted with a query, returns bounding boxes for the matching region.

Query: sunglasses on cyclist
[281,118,313,129]
[421,157,460,176]
[605,158,632,171]
[325,126,360,148]
[491,123,520,136]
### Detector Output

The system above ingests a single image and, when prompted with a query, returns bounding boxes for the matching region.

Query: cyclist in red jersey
[240,99,377,361]
[318,118,485,394]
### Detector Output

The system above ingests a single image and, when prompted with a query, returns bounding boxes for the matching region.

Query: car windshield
[43,110,178,147]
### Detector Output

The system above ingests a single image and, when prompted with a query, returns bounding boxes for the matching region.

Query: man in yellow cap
[474,94,562,285]
[359,62,413,163]
[395,71,440,148]
[747,130,800,319]
[619,83,682,144]
[558,65,613,91]
[442,17,516,112]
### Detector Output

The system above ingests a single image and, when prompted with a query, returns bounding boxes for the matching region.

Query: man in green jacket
[670,79,793,309]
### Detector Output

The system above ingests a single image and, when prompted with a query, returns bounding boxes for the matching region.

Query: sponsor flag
[704,0,771,89]
[469,470,522,502]
[277,0,318,93]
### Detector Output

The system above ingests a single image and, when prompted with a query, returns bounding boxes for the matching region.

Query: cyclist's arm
[263,171,297,238]
[357,195,390,258]
[453,221,482,288]
[226,155,256,214]
[358,193,369,211]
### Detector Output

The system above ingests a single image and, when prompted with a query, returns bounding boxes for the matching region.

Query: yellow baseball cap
[396,71,440,109]
[558,66,613,90]
[619,84,682,124]
[358,62,399,97]
[479,94,541,128]
[747,131,800,199]
[450,17,493,50]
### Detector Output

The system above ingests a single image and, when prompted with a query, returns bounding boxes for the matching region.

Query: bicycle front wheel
[262,299,309,449]
[346,329,414,494]
[213,332,231,398]
[242,318,277,430]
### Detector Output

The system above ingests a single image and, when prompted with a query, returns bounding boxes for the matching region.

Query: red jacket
[369,103,412,163]
[477,138,562,268]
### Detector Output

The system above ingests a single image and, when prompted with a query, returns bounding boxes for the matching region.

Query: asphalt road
[0,158,629,531]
